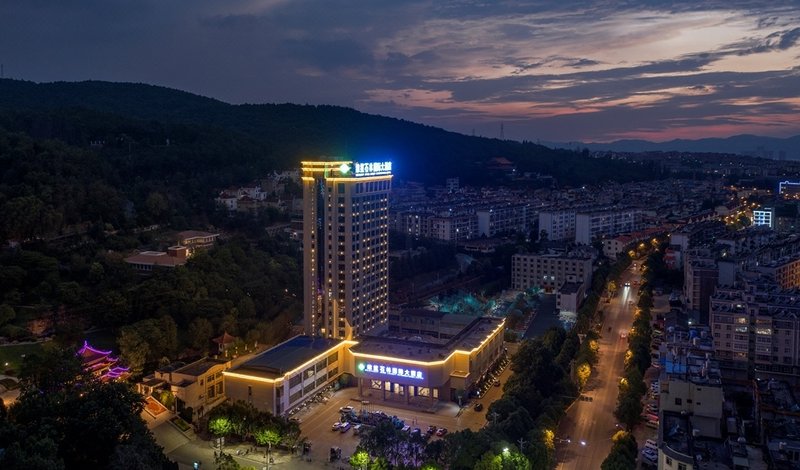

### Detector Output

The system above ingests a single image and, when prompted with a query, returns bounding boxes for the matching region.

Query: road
[556,262,642,470]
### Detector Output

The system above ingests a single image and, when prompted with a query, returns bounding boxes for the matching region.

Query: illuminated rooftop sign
[354,161,392,177]
[358,362,423,380]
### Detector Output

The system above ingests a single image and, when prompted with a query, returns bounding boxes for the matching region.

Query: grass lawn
[171,416,191,432]
[0,342,45,376]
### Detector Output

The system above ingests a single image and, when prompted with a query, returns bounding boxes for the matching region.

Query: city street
[556,263,642,470]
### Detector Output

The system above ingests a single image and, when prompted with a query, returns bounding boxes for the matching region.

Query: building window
[675,398,682,406]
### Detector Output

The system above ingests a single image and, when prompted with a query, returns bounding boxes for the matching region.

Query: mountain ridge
[543,134,800,160]
[0,78,658,185]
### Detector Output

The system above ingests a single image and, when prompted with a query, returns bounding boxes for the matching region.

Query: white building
[753,207,775,228]
[476,204,529,237]
[538,210,576,241]
[574,208,644,245]
[511,253,592,293]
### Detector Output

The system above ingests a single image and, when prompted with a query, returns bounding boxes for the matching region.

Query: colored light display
[354,161,392,177]
[358,362,423,379]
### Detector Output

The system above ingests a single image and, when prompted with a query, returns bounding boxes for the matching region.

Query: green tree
[349,450,370,470]
[209,416,233,454]
[0,304,15,327]
[254,427,281,467]
[118,326,150,375]
[188,317,214,352]
[1,346,172,469]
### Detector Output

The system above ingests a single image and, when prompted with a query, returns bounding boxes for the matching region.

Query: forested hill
[0,79,657,184]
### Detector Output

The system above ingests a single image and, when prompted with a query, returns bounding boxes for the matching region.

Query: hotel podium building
[301,160,392,339]
[224,315,505,415]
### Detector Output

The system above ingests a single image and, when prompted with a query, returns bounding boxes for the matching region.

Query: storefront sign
[358,362,423,379]
[354,161,392,177]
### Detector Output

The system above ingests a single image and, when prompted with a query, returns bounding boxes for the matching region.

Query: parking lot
[291,355,512,465]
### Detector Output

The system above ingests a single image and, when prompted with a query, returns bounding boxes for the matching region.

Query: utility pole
[517,437,527,451]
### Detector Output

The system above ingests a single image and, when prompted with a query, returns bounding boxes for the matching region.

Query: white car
[339,406,355,413]
[332,422,341,431]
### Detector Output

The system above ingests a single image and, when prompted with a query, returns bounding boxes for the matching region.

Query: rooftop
[173,357,227,377]
[231,336,342,380]
[351,316,504,362]
[559,282,583,295]
[124,250,187,267]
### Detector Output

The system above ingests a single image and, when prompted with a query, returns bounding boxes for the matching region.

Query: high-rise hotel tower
[301,160,392,339]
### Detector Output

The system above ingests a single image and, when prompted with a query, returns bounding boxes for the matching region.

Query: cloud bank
[1,0,798,141]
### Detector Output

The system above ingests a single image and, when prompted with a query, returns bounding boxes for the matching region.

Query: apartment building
[476,203,529,237]
[683,250,719,325]
[756,257,800,290]
[429,214,477,242]
[710,281,800,382]
[511,253,592,293]
[574,208,644,245]
[538,209,576,241]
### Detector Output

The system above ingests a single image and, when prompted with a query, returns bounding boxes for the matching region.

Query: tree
[0,304,15,327]
[188,317,214,352]
[349,450,370,470]
[576,363,591,389]
[254,427,281,467]
[118,326,150,375]
[601,431,637,470]
[614,387,643,430]
[1,346,173,469]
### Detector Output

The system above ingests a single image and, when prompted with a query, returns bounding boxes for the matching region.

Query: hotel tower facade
[301,160,392,339]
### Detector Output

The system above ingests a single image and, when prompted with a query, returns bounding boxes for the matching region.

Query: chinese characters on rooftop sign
[358,362,423,379]
[354,161,392,177]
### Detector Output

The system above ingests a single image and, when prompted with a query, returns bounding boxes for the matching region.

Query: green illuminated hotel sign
[358,362,423,379]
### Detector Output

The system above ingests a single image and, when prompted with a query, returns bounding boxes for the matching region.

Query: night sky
[2,0,799,142]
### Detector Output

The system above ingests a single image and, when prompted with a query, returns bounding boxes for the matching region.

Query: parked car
[332,422,341,431]
[641,448,658,462]
[427,425,437,435]
[339,406,354,413]
[436,428,448,436]
[402,425,411,433]
[644,439,658,451]
[474,402,484,411]
[339,422,352,433]
[494,380,501,387]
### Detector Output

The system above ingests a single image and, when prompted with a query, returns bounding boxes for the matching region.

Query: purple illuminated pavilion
[77,340,130,382]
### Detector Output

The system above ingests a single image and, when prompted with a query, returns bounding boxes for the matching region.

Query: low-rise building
[124,246,188,273]
[139,357,230,419]
[223,316,505,415]
[511,253,592,293]
[556,282,585,314]
[176,230,219,256]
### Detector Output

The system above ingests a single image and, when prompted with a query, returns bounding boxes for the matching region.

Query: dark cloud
[0,0,798,141]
